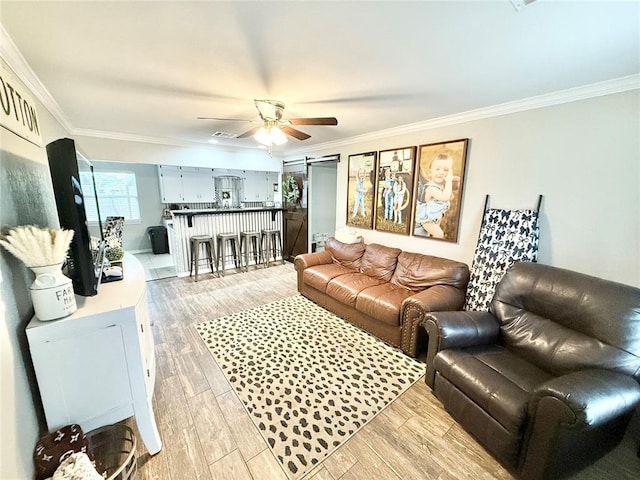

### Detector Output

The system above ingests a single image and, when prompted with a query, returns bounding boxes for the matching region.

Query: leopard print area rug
[195,295,424,479]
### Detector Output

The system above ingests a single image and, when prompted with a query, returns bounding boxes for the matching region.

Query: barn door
[282,170,308,262]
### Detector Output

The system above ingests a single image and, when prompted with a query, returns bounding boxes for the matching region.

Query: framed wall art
[374,146,416,235]
[412,138,469,242]
[346,151,377,229]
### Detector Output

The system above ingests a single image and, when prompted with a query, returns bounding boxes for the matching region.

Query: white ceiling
[1,1,638,156]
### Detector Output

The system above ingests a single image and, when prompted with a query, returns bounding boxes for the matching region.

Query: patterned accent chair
[424,262,640,479]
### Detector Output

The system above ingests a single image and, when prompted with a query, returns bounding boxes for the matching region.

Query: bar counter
[170,207,284,276]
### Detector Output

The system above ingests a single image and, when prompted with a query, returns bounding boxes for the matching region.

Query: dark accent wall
[0,151,58,473]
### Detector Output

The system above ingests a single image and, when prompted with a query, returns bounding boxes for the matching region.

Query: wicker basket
[86,425,137,480]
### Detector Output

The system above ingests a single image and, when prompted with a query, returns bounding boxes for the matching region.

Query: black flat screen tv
[46,138,103,296]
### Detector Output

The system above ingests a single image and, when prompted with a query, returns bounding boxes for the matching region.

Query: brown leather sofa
[294,237,469,356]
[425,262,640,479]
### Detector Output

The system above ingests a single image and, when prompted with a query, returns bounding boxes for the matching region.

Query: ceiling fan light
[270,126,287,145]
[254,126,272,145]
[254,126,287,146]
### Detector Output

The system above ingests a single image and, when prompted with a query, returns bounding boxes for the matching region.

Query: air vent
[212,131,238,139]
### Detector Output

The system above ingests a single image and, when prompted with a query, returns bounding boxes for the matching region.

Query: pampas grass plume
[0,226,74,267]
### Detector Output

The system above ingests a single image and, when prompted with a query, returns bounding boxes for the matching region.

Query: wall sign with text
[0,61,42,147]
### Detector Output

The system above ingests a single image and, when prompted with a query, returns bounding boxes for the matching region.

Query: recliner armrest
[294,251,333,272]
[423,311,500,388]
[520,369,640,479]
[425,310,500,349]
[530,369,640,429]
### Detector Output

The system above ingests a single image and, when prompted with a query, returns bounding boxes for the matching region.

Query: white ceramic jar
[30,263,77,321]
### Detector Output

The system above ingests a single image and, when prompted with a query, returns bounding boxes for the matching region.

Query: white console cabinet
[26,254,162,455]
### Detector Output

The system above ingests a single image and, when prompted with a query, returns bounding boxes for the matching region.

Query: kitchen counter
[172,206,281,214]
[172,207,282,226]
[170,207,284,276]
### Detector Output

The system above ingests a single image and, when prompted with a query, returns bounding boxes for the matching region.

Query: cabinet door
[267,172,279,202]
[196,168,216,202]
[158,166,184,203]
[135,290,155,393]
[182,168,215,202]
[244,171,275,202]
[243,171,261,201]
[32,324,132,429]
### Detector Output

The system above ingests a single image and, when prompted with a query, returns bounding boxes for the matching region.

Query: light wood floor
[125,263,640,480]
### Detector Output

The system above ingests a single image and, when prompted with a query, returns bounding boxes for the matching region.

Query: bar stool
[189,235,217,282]
[240,231,262,272]
[216,232,240,276]
[261,228,284,267]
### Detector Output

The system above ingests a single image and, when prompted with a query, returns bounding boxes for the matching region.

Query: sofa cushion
[499,311,640,378]
[356,283,415,326]
[434,346,553,434]
[492,263,640,379]
[303,264,354,293]
[326,273,386,307]
[391,252,469,292]
[360,243,402,282]
[326,237,366,270]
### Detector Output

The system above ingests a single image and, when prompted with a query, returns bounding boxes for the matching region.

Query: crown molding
[73,128,203,148]
[0,24,74,134]
[286,74,640,157]
[72,128,270,156]
[73,128,276,157]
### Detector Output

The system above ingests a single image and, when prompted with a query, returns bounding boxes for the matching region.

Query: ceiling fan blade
[282,126,311,141]
[237,126,261,139]
[289,117,338,126]
[197,116,257,123]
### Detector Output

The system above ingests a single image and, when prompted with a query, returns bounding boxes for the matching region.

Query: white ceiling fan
[198,99,338,147]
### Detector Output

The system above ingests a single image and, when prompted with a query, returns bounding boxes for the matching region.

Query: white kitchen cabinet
[181,167,215,202]
[243,170,263,201]
[158,165,215,203]
[243,170,279,202]
[158,165,183,203]
[267,171,279,200]
[26,254,162,455]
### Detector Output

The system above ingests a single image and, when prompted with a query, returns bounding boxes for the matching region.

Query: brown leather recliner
[424,262,640,479]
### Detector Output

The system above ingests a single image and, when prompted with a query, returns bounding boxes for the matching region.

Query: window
[79,171,141,223]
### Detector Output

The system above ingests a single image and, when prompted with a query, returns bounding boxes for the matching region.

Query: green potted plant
[282,174,300,208]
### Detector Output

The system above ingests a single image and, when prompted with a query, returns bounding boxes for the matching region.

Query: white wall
[308,163,337,248]
[296,90,640,287]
